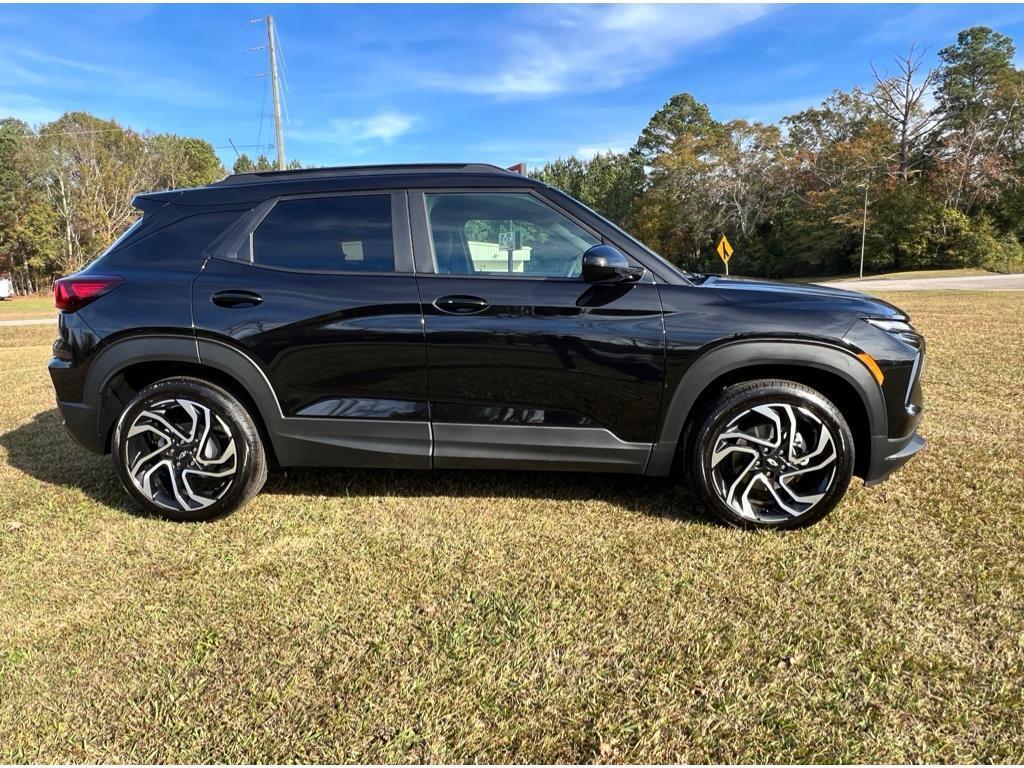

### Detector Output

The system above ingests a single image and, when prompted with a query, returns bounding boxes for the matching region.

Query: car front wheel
[111,376,267,521]
[691,379,855,530]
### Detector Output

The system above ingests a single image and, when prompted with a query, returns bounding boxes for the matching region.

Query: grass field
[0,296,53,319]
[1,292,1022,762]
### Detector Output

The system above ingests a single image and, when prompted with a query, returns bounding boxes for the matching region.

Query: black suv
[48,163,925,528]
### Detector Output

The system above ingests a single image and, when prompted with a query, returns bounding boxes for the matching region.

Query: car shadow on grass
[0,409,135,512]
[2,409,710,524]
[261,466,707,523]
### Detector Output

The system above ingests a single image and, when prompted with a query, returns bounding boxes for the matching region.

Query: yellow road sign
[716,235,734,263]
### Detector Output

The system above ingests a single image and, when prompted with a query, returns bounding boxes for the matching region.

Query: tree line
[0,113,308,293]
[532,26,1024,277]
[0,112,228,291]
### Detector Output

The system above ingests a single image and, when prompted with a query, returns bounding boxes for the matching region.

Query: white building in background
[467,241,533,274]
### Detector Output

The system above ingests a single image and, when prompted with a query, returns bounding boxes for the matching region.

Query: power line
[255,61,269,153]
[275,25,291,124]
[12,128,132,138]
[214,143,268,150]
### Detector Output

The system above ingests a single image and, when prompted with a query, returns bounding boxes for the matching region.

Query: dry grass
[0,292,1022,763]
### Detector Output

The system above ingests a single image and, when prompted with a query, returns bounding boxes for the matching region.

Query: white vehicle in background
[0,276,14,300]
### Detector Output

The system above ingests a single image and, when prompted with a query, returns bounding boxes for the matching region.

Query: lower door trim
[273,418,431,469]
[432,423,651,474]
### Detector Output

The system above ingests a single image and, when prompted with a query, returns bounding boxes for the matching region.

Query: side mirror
[581,244,645,284]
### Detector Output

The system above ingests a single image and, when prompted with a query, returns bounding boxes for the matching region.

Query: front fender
[645,339,886,476]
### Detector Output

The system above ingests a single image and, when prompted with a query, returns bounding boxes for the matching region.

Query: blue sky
[4,3,1024,170]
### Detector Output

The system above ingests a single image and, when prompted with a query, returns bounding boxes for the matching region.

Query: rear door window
[252,194,395,272]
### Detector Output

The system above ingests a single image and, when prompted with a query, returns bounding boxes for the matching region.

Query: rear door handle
[433,295,490,315]
[212,290,263,309]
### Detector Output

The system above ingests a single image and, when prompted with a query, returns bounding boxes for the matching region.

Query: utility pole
[259,15,286,170]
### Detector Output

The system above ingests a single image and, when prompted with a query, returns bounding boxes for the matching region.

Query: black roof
[211,163,520,187]
[135,163,540,207]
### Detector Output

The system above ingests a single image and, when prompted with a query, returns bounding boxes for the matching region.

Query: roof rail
[211,163,517,187]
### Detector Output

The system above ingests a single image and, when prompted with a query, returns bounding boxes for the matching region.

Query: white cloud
[291,111,418,145]
[344,112,416,142]
[421,4,773,97]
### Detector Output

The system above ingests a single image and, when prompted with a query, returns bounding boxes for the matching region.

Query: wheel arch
[85,334,282,462]
[646,339,886,479]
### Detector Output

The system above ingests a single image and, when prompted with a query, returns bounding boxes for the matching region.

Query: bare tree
[870,44,941,180]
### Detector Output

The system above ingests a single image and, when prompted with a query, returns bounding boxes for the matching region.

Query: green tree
[232,153,277,174]
[937,27,1019,130]
[33,112,151,273]
[934,27,1022,217]
[782,91,896,275]
[531,152,642,227]
[633,93,720,164]
[627,93,728,267]
[0,118,29,275]
[634,118,727,268]
[150,134,225,190]
[0,119,61,289]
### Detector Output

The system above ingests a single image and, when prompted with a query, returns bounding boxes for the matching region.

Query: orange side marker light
[857,352,885,386]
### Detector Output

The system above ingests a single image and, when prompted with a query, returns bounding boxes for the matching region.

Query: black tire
[111,377,267,521]
[688,379,854,530]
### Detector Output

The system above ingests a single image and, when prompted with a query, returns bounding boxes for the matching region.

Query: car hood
[700,275,907,320]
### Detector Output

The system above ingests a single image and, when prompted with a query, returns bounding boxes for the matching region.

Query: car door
[410,190,666,473]
[192,190,430,468]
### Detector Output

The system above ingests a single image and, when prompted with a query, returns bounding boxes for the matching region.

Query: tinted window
[253,195,394,272]
[425,193,599,277]
[104,209,245,267]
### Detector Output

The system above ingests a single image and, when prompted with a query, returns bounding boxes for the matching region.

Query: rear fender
[86,333,429,468]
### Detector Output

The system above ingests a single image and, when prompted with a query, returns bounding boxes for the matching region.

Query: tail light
[54,275,124,312]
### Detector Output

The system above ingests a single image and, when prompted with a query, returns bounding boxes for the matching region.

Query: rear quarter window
[101,208,249,268]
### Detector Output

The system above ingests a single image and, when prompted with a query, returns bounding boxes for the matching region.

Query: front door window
[424,193,600,278]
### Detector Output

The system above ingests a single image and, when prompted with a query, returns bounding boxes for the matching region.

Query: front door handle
[212,290,263,309]
[433,295,490,315]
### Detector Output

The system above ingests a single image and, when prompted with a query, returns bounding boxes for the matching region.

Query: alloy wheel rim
[708,402,838,523]
[124,398,238,512]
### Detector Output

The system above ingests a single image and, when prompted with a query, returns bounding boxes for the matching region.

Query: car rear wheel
[690,379,854,530]
[111,377,267,521]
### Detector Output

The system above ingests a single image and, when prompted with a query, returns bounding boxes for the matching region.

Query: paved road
[0,318,55,326]
[821,273,1024,292]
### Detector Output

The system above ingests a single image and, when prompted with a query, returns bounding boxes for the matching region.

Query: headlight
[863,318,923,349]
